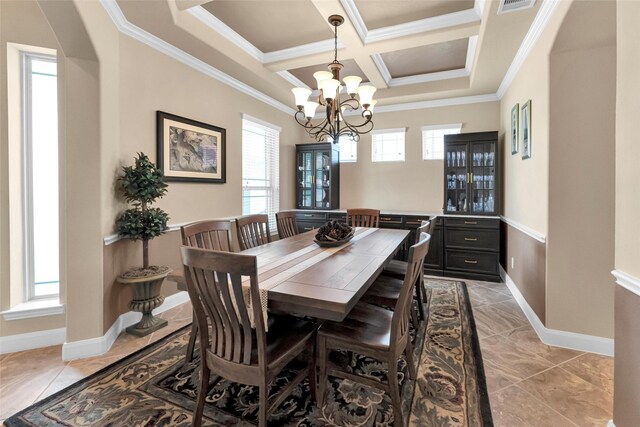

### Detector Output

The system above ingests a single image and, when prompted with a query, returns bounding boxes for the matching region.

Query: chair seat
[318,302,393,350]
[361,275,404,307]
[253,315,317,366]
[382,259,408,278]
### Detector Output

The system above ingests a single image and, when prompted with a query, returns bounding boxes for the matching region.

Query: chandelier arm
[340,113,373,131]
[338,98,361,111]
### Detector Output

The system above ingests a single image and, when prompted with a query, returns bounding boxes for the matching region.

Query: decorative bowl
[313,232,354,247]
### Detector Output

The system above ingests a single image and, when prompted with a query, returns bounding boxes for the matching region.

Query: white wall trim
[465,35,479,74]
[339,0,368,43]
[276,70,309,89]
[370,127,406,135]
[499,266,614,356]
[388,68,469,87]
[612,269,640,297]
[0,327,66,354]
[422,123,463,132]
[1,299,65,321]
[496,0,561,98]
[103,221,191,246]
[371,53,392,85]
[242,113,282,132]
[375,93,498,114]
[263,39,342,65]
[99,0,295,115]
[61,291,190,361]
[500,216,546,243]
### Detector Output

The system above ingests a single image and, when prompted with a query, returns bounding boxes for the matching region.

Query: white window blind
[242,116,280,233]
[338,137,357,162]
[422,124,462,160]
[23,52,60,300]
[371,129,405,162]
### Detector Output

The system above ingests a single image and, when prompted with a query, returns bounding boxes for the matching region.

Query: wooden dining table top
[170,227,410,322]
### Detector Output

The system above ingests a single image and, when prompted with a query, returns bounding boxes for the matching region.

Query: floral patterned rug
[6,278,492,426]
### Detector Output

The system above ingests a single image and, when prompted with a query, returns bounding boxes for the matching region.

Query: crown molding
[497,0,561,98]
[100,0,295,115]
[374,93,498,114]
[612,269,640,297]
[388,68,469,87]
[188,6,264,62]
[465,35,478,74]
[276,71,310,89]
[339,0,368,43]
[263,39,343,64]
[371,53,391,84]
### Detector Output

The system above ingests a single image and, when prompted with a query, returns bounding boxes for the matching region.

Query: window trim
[21,51,59,301]
[421,123,462,161]
[371,128,406,163]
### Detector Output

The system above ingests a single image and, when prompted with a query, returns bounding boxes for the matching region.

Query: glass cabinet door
[445,143,469,213]
[314,149,331,209]
[297,151,313,208]
[470,142,496,214]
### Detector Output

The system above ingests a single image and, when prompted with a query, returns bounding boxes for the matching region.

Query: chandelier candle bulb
[292,87,312,108]
[343,76,362,96]
[313,71,333,89]
[304,101,319,119]
[357,85,376,107]
[319,78,340,101]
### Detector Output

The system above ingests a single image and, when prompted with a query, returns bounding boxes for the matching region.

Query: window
[337,136,357,162]
[242,115,280,232]
[422,124,462,160]
[371,129,405,162]
[22,52,60,300]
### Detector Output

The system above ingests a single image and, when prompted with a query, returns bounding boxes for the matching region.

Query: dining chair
[181,247,317,427]
[316,233,431,427]
[275,211,299,239]
[179,219,234,362]
[366,221,431,323]
[346,208,380,228]
[235,214,271,250]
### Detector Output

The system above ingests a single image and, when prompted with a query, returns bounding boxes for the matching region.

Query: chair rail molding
[500,266,614,356]
[612,269,640,297]
[61,291,190,361]
[500,216,546,243]
[104,221,193,245]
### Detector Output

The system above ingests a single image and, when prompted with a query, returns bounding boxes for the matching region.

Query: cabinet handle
[464,237,478,241]
[303,227,313,231]
[464,260,478,264]
[467,172,470,183]
[380,217,392,221]
[464,221,477,225]
[304,214,313,217]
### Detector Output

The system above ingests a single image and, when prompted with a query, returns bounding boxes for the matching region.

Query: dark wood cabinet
[296,143,339,210]
[444,132,499,216]
[423,217,444,274]
[443,217,501,282]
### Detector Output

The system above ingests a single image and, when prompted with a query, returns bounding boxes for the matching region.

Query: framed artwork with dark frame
[157,111,226,183]
[521,100,532,159]
[511,103,519,154]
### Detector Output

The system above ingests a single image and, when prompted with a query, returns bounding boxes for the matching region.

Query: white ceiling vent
[497,0,536,14]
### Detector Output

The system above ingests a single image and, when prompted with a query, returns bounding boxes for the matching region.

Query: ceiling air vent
[497,0,536,14]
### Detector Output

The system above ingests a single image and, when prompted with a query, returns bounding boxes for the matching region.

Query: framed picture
[157,111,226,183]
[511,103,519,154]
[521,100,532,159]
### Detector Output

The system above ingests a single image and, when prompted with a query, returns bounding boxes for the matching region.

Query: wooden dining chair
[235,214,272,250]
[180,219,234,362]
[275,211,299,239]
[346,208,380,228]
[181,247,317,427]
[367,220,431,323]
[316,233,431,427]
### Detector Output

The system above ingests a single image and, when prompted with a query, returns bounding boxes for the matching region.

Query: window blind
[371,129,405,162]
[338,137,357,162]
[242,117,280,233]
[422,124,461,160]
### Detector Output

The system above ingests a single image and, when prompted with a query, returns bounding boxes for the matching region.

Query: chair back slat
[181,247,264,366]
[346,208,380,228]
[182,220,233,252]
[391,233,431,344]
[236,214,271,250]
[275,211,299,239]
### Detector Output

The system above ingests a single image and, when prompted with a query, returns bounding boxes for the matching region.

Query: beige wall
[614,1,640,425]
[339,103,499,212]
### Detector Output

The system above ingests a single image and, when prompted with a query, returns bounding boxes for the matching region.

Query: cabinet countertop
[288,209,500,220]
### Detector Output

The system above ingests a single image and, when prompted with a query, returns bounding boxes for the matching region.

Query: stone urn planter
[118,266,172,336]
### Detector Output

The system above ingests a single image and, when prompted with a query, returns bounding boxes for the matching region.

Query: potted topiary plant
[116,152,171,337]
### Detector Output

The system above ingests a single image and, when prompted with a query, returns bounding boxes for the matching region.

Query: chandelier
[291,14,376,144]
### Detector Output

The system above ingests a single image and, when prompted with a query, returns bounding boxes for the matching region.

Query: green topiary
[116,153,169,269]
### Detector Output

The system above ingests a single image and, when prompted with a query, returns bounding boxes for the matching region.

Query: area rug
[6,278,492,426]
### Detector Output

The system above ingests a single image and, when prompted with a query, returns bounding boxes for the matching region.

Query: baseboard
[61,291,190,361]
[607,420,615,427]
[499,266,614,357]
[0,327,67,354]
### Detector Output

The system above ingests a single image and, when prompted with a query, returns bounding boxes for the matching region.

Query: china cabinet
[296,143,340,210]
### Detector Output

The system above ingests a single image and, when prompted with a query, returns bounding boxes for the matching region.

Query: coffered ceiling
[113,0,542,111]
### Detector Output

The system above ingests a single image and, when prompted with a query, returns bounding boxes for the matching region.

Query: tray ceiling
[380,38,469,78]
[353,0,476,30]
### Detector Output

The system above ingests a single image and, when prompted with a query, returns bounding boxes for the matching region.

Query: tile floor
[0,279,613,426]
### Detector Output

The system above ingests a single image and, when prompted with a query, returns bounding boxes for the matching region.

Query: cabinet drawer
[296,212,327,221]
[445,250,499,275]
[328,213,347,222]
[444,217,499,229]
[445,229,499,251]
[297,221,324,233]
[379,215,404,226]
[405,216,431,227]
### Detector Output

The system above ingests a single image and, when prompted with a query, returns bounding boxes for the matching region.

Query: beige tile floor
[0,279,613,426]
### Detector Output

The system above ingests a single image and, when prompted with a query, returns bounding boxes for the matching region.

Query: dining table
[170,226,410,322]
